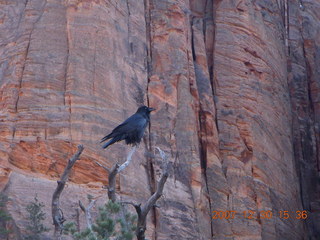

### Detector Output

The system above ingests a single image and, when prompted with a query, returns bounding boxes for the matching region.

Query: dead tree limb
[79,198,96,230]
[94,162,118,202]
[136,167,168,240]
[95,146,137,202]
[107,163,119,202]
[124,147,169,240]
[118,146,136,172]
[52,144,84,239]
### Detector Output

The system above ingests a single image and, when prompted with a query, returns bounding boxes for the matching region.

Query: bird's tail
[102,138,117,149]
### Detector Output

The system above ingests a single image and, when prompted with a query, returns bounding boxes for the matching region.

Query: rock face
[0,0,319,239]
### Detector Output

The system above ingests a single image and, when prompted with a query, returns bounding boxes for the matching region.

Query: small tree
[0,193,11,239]
[24,195,49,240]
[64,201,137,240]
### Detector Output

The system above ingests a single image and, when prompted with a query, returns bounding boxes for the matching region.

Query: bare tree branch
[136,166,168,240]
[121,201,142,218]
[95,161,119,202]
[121,201,141,208]
[95,146,137,202]
[51,144,84,239]
[79,198,96,230]
[95,161,109,172]
[118,146,136,172]
[127,147,169,240]
[107,164,119,202]
[156,147,166,162]
[75,208,80,232]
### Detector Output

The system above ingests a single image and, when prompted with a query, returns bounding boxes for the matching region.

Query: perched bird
[101,106,155,149]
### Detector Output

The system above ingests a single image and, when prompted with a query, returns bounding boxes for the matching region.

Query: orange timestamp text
[212,210,308,220]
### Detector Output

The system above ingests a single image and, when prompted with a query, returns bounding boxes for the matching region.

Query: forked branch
[136,164,168,240]
[95,146,136,202]
[52,144,84,239]
[79,196,96,230]
[124,147,169,240]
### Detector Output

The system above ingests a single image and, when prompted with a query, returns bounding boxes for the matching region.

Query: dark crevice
[15,1,47,112]
[302,36,319,172]
[211,0,219,134]
[126,0,132,54]
[64,12,69,107]
[64,5,72,141]
[205,1,218,238]
[198,109,208,174]
[144,0,153,76]
[203,0,208,37]
[284,0,290,56]
[197,110,213,239]
[190,18,196,62]
[287,2,320,238]
[92,34,97,96]
[197,97,214,239]
[143,0,158,238]
[15,35,30,112]
[12,127,16,140]
[191,2,216,237]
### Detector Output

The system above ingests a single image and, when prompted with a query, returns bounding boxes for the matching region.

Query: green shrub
[24,195,49,240]
[0,193,11,238]
[64,201,137,240]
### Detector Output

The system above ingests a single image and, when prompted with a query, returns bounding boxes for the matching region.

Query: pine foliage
[64,201,137,240]
[24,196,49,240]
[0,193,11,238]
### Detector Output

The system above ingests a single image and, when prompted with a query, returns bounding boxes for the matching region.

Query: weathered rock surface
[0,0,319,239]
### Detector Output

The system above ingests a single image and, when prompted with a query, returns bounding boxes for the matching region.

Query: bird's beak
[148,107,156,112]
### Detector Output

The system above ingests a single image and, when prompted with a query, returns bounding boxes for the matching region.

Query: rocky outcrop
[0,0,319,239]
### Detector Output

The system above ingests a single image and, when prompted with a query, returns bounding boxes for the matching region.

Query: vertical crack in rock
[15,36,30,113]
[15,0,48,113]
[187,25,204,240]
[143,0,158,236]
[144,0,153,75]
[204,1,220,236]
[191,15,209,205]
[211,0,219,134]
[126,0,132,54]
[190,1,219,235]
[284,0,289,55]
[287,1,320,238]
[92,36,97,96]
[64,5,72,141]
[300,17,319,239]
[301,31,317,153]
[92,48,96,96]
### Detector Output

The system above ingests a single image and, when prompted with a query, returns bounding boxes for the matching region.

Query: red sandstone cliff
[0,0,319,239]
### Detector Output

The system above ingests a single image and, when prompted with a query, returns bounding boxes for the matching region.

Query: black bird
[101,106,155,149]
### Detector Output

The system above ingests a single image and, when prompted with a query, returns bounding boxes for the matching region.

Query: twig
[51,144,84,239]
[95,161,109,172]
[79,198,96,230]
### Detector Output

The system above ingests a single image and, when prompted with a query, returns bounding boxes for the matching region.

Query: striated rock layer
[0,0,319,239]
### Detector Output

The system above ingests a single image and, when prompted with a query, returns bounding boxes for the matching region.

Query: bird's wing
[100,113,147,142]
[112,113,147,134]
